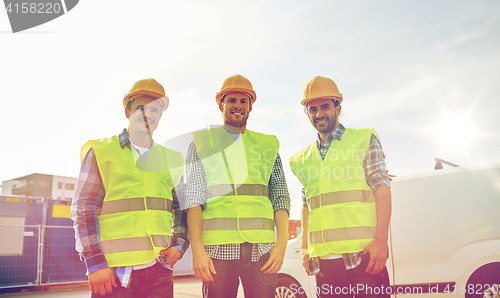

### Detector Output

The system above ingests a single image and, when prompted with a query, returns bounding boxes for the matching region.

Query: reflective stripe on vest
[88,135,183,267]
[100,197,173,215]
[101,235,173,254]
[207,184,268,199]
[194,128,278,245]
[309,227,377,244]
[290,128,378,256]
[307,189,375,210]
[202,217,274,231]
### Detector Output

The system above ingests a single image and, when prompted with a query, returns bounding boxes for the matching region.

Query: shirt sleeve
[185,141,208,209]
[70,148,108,274]
[171,178,189,254]
[363,134,392,191]
[268,153,291,215]
[302,188,308,208]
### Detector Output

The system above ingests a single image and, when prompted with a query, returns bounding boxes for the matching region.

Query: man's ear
[219,103,224,112]
[336,104,341,116]
[249,102,253,112]
[125,108,130,119]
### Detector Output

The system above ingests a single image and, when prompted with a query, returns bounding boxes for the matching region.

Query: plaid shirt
[70,129,189,287]
[185,136,291,262]
[302,123,391,271]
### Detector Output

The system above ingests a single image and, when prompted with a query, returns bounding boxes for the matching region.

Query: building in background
[1,173,77,200]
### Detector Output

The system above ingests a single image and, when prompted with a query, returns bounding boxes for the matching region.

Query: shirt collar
[316,123,345,148]
[119,129,130,148]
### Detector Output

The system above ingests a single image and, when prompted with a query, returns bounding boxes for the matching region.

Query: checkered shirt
[185,139,291,262]
[302,123,391,270]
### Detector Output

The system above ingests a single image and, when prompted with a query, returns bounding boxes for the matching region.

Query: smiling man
[290,76,392,298]
[71,78,188,298]
[185,74,290,298]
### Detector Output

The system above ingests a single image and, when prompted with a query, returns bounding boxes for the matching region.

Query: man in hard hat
[185,74,290,298]
[290,76,392,298]
[71,78,189,297]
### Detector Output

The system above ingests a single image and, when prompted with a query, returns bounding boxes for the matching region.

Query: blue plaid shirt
[302,123,391,271]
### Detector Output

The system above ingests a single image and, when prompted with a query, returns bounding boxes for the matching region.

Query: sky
[1,0,499,219]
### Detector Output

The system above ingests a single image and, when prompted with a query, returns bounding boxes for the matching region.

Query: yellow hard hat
[215,74,257,106]
[302,76,343,106]
[123,78,169,112]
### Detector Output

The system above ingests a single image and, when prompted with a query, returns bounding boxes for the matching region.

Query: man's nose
[141,109,153,120]
[314,110,325,119]
[235,101,246,109]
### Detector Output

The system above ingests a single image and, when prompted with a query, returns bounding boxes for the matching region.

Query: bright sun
[434,112,480,154]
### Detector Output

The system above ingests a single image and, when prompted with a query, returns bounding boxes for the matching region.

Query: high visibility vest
[83,135,184,267]
[290,128,378,257]
[193,127,278,245]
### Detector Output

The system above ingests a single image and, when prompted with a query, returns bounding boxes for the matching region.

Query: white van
[277,162,500,298]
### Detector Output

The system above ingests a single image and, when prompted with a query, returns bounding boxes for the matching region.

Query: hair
[126,98,134,111]
[304,98,340,114]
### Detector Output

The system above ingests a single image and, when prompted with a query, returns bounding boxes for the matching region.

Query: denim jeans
[202,242,277,298]
[91,262,173,298]
[315,255,390,298]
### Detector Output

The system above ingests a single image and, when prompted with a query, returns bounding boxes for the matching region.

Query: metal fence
[0,225,193,289]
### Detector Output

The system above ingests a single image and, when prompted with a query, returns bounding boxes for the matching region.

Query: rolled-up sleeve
[268,154,291,215]
[364,134,392,191]
[185,141,208,209]
[171,178,189,254]
[70,148,107,274]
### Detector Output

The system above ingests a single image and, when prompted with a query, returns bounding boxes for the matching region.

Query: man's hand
[192,247,216,282]
[362,238,388,275]
[260,240,287,274]
[88,267,117,296]
[301,248,310,275]
[160,246,182,267]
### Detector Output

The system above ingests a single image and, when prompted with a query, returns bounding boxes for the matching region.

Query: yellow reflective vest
[193,127,278,245]
[290,128,378,257]
[83,135,184,267]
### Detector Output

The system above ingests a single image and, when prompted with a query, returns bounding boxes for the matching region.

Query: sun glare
[434,112,480,154]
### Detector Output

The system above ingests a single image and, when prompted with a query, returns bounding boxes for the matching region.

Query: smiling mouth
[315,118,328,125]
[140,117,154,124]
[232,111,244,116]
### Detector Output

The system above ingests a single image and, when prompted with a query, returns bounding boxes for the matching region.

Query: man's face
[306,98,340,134]
[126,95,162,136]
[219,92,252,128]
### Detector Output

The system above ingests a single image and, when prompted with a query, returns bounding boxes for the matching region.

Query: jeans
[202,242,277,298]
[91,262,174,298]
[315,255,390,298]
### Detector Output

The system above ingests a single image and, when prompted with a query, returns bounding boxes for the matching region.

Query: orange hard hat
[215,74,256,106]
[302,76,343,106]
[123,78,169,112]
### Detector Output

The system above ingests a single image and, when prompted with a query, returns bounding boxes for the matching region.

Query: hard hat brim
[123,90,169,112]
[216,88,257,105]
[301,96,343,106]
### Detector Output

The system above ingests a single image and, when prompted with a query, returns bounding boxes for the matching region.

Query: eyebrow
[135,104,160,110]
[309,103,329,109]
